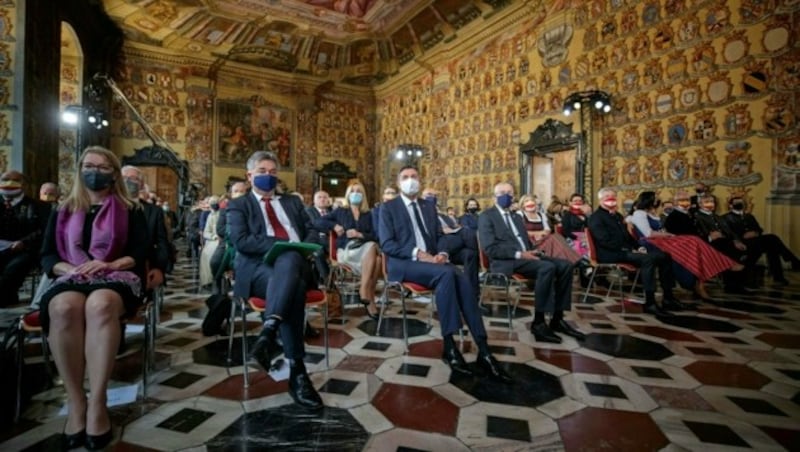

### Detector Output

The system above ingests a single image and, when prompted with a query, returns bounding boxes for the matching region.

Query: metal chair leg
[14,320,24,423]
[240,298,249,388]
[323,303,329,369]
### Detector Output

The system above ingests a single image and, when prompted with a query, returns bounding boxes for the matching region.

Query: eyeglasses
[82,164,114,173]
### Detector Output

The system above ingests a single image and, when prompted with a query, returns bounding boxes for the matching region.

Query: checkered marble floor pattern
[2,248,800,451]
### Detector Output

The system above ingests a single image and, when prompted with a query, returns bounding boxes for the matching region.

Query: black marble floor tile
[193,336,258,367]
[160,372,205,389]
[585,382,627,399]
[157,407,216,433]
[451,362,564,407]
[488,345,516,356]
[590,323,615,329]
[165,337,196,347]
[778,369,800,381]
[304,352,325,365]
[397,363,431,378]
[749,322,781,330]
[489,320,510,328]
[728,396,787,417]
[397,447,429,452]
[622,315,645,322]
[709,301,785,314]
[631,366,671,379]
[486,415,531,442]
[358,317,431,339]
[657,315,740,333]
[713,336,748,345]
[319,378,359,396]
[792,392,800,406]
[582,333,673,360]
[20,433,62,452]
[362,341,391,351]
[686,346,723,357]
[207,405,369,451]
[683,420,750,447]
[168,321,196,329]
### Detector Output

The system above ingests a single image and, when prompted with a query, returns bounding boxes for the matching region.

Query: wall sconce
[563,90,613,116]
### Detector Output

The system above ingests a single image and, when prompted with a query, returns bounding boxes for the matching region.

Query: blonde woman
[39,146,147,450]
[519,194,581,264]
[314,182,381,319]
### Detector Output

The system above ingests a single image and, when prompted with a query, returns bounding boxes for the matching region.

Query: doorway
[519,119,588,204]
[531,148,577,204]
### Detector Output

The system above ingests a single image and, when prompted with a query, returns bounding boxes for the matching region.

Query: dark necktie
[262,197,289,240]
[504,213,523,251]
[411,201,433,251]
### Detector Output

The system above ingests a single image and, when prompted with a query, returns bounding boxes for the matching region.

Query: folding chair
[376,257,435,352]
[326,231,362,322]
[14,310,52,423]
[476,241,523,331]
[582,228,641,309]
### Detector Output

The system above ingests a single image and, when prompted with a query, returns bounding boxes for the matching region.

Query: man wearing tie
[478,182,584,344]
[305,190,332,283]
[226,151,323,410]
[379,166,511,382]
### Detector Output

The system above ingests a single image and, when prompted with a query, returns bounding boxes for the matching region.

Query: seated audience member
[380,165,511,382]
[227,150,323,410]
[40,146,147,450]
[587,188,682,316]
[446,206,459,227]
[663,191,698,236]
[659,200,674,224]
[479,183,583,344]
[628,191,740,303]
[210,182,248,291]
[0,170,49,306]
[459,197,481,231]
[560,193,592,259]
[371,186,397,242]
[545,197,565,230]
[315,182,381,319]
[693,194,754,294]
[723,196,800,285]
[39,181,60,206]
[305,190,332,282]
[518,194,581,265]
[199,195,221,290]
[690,182,716,214]
[184,201,202,258]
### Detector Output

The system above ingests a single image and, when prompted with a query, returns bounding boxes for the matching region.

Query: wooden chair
[582,228,641,310]
[376,257,435,352]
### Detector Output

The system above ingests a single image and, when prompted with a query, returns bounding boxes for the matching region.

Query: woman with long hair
[39,146,147,450]
[519,194,581,264]
[628,191,742,301]
[314,182,382,319]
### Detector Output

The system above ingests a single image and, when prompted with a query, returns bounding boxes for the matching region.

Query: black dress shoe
[442,347,473,375]
[531,322,562,343]
[643,303,674,316]
[550,319,586,340]
[288,372,324,411]
[62,430,85,450]
[476,354,513,383]
[85,429,112,451]
[248,321,283,372]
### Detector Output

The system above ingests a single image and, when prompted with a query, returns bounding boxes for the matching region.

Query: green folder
[263,241,322,265]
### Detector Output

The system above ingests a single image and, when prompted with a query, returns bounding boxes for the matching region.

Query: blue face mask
[426,196,437,206]
[496,193,513,209]
[348,192,363,205]
[252,174,277,192]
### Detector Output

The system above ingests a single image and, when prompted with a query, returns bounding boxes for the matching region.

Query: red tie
[262,196,289,240]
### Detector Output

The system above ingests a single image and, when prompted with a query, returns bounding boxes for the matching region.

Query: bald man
[0,171,49,306]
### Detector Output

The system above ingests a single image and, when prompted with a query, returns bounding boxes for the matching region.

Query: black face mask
[732,202,745,211]
[467,207,478,214]
[82,171,115,191]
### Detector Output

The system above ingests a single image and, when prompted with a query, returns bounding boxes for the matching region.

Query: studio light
[563,90,613,116]
[393,143,425,161]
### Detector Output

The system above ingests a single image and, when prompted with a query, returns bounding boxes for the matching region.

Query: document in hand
[263,241,322,265]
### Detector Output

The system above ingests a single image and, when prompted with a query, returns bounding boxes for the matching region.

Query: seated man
[723,195,800,286]
[587,188,683,316]
[371,186,397,243]
[305,190,332,283]
[0,170,49,306]
[694,194,753,294]
[227,150,323,410]
[379,165,511,382]
[478,182,584,344]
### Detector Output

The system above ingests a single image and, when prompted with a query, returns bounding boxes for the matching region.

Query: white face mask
[399,178,420,196]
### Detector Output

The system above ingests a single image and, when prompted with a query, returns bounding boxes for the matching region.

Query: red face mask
[602,197,618,211]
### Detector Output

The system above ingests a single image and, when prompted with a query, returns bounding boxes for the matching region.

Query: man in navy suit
[478,182,584,344]
[226,150,323,410]
[379,165,511,382]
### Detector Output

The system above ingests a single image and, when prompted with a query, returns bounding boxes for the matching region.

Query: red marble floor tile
[408,339,444,359]
[684,361,771,389]
[759,426,800,451]
[628,325,703,342]
[203,373,288,400]
[306,328,352,348]
[558,407,669,452]
[335,355,386,373]
[534,349,614,375]
[695,308,756,320]
[372,383,459,436]
[756,333,800,349]
[642,386,715,411]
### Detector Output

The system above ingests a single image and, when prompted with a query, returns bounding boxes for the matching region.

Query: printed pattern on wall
[0,2,15,173]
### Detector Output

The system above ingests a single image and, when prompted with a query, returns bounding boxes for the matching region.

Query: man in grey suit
[226,150,322,410]
[478,182,584,344]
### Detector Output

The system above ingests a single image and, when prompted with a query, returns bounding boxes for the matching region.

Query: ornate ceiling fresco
[101,0,514,86]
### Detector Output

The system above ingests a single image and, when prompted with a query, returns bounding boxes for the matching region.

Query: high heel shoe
[85,428,113,451]
[360,298,379,320]
[61,429,85,450]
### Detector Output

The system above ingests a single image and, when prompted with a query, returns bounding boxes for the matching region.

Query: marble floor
[2,248,800,451]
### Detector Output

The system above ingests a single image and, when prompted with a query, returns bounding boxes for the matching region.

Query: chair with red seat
[225,289,329,388]
[376,257,436,352]
[13,310,52,422]
[582,228,641,309]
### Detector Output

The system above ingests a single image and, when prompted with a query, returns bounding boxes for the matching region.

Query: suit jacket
[141,202,170,272]
[477,206,534,275]
[663,209,700,236]
[0,195,49,251]
[227,192,312,298]
[586,207,638,262]
[694,210,737,240]
[722,211,762,240]
[304,206,330,247]
[313,207,375,251]
[378,196,443,281]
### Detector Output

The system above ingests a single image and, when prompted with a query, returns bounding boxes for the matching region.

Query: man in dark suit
[226,150,322,410]
[0,171,48,306]
[122,166,170,287]
[723,195,799,286]
[371,186,397,243]
[478,182,583,344]
[379,165,511,382]
[305,190,331,283]
[587,188,684,316]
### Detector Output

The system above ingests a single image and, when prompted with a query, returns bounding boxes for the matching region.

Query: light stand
[563,90,612,199]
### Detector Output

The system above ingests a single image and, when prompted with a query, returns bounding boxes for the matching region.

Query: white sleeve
[629,210,653,237]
